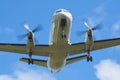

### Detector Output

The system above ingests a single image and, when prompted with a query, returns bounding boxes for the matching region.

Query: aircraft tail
[20,58,47,67]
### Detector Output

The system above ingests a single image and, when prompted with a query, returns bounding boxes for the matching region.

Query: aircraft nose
[55,9,68,13]
[55,9,71,18]
[55,11,70,20]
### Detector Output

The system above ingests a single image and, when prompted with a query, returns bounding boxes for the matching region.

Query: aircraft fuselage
[47,9,72,73]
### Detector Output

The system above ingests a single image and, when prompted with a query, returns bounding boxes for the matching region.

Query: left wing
[0,43,51,56]
[67,38,120,56]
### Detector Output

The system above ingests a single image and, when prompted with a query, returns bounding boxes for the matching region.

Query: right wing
[67,38,120,56]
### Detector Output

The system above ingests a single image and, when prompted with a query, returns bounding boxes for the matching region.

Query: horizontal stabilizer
[20,58,47,67]
[66,55,87,65]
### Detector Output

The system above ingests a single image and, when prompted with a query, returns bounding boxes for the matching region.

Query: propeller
[24,23,31,32]
[84,19,102,30]
[77,19,102,36]
[18,23,42,40]
[84,20,91,28]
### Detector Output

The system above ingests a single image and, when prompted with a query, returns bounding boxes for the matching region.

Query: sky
[0,0,120,80]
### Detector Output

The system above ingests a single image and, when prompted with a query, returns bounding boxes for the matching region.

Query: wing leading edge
[68,38,120,56]
[0,43,51,57]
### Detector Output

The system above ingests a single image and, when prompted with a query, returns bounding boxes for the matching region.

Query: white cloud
[0,27,14,34]
[94,59,120,80]
[111,21,120,36]
[93,0,111,15]
[94,5,105,14]
[0,75,14,80]
[4,27,14,33]
[0,65,56,80]
[86,1,107,27]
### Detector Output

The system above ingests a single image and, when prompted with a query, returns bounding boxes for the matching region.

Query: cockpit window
[56,9,68,13]
[56,10,62,13]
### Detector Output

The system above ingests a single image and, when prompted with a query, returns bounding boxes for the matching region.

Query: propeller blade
[18,23,43,41]
[23,23,31,32]
[77,30,87,36]
[83,18,91,29]
[84,21,90,28]
[17,33,27,40]
[92,23,102,31]
[32,25,42,33]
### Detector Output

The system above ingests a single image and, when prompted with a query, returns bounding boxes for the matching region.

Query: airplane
[0,9,120,73]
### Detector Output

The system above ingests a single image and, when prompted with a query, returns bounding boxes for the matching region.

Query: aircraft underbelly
[49,53,66,69]
[47,9,72,72]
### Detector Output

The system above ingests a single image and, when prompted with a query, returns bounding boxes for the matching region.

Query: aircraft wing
[0,43,51,57]
[68,38,120,56]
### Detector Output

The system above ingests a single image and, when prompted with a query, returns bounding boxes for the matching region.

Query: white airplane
[0,9,120,73]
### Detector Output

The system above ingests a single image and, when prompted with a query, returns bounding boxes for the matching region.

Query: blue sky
[0,0,120,80]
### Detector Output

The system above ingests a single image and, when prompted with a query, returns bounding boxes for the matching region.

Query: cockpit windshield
[56,10,62,13]
[56,9,68,13]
